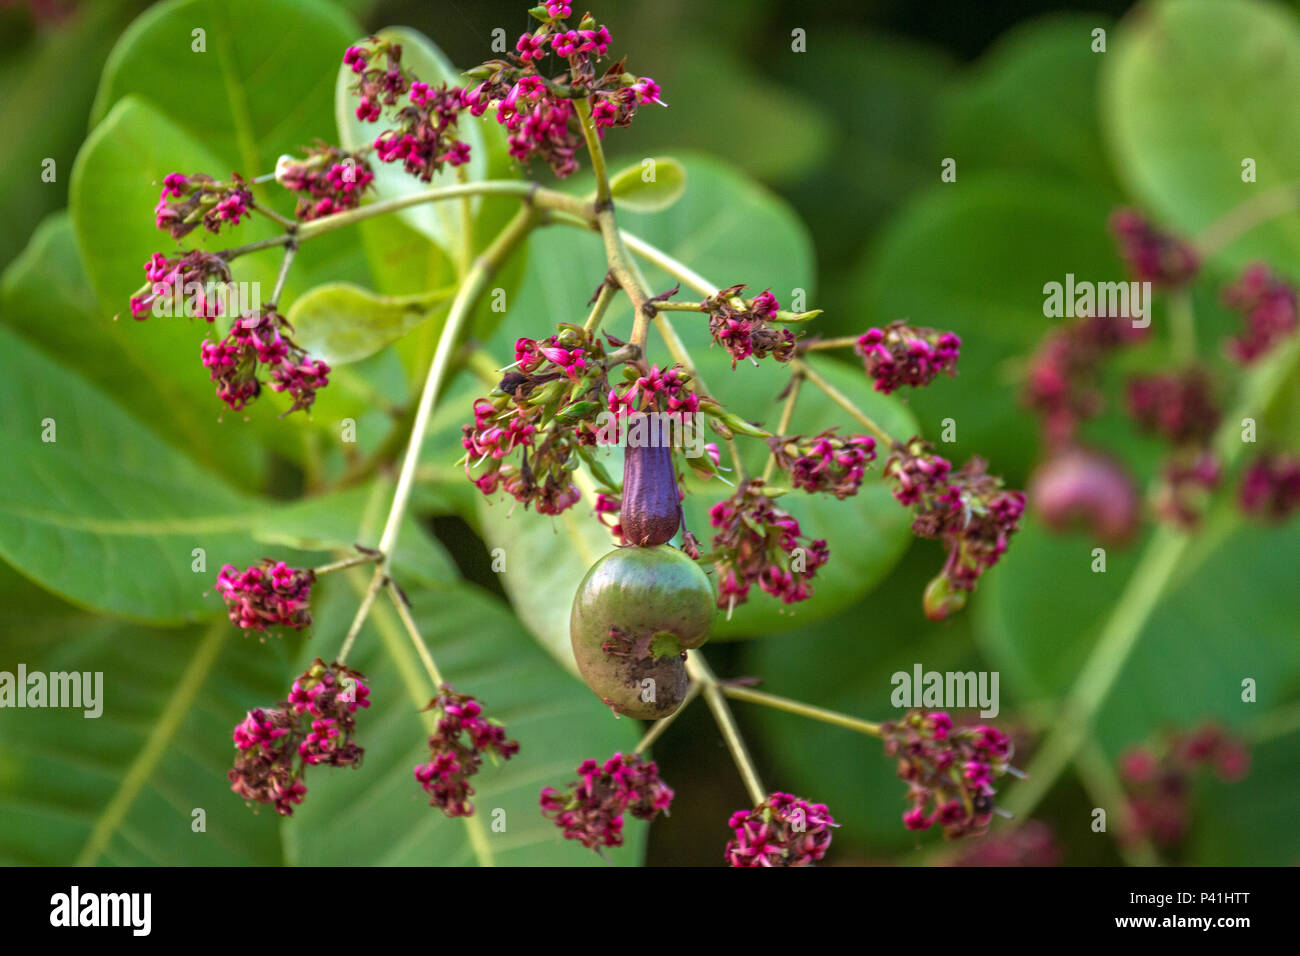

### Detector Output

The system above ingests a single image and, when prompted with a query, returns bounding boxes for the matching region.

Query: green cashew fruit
[570,545,715,719]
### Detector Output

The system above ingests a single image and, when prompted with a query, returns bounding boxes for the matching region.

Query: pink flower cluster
[885,441,1024,606]
[1023,312,1146,446]
[456,13,661,178]
[128,249,231,320]
[276,144,375,221]
[1119,723,1248,847]
[1239,452,1300,521]
[855,321,961,394]
[724,793,837,867]
[882,710,1015,840]
[704,285,796,368]
[343,40,411,121]
[607,364,699,418]
[1221,263,1299,364]
[215,559,314,633]
[769,429,877,499]
[709,480,829,609]
[228,660,369,816]
[201,309,330,414]
[153,171,253,239]
[1109,208,1199,287]
[1127,368,1221,446]
[539,752,673,850]
[461,396,581,515]
[414,686,520,818]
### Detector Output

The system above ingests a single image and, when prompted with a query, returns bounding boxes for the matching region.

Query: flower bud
[1029,446,1140,544]
[922,573,967,621]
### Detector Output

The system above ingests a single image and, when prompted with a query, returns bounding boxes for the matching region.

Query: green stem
[386,580,445,688]
[634,683,701,754]
[721,684,882,737]
[1167,289,1196,365]
[336,205,539,665]
[793,358,895,446]
[584,279,618,336]
[761,372,803,484]
[687,652,767,806]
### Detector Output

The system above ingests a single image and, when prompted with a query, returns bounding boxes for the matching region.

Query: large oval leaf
[287,282,454,365]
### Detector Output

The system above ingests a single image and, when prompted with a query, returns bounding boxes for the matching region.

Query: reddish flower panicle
[708,480,829,609]
[855,321,961,394]
[201,309,330,414]
[128,249,233,321]
[768,429,877,499]
[539,752,673,850]
[153,171,254,239]
[229,660,368,816]
[1221,263,1299,365]
[1239,452,1300,521]
[882,710,1016,840]
[724,793,837,867]
[215,559,315,633]
[704,285,796,368]
[275,143,376,221]
[1127,368,1221,446]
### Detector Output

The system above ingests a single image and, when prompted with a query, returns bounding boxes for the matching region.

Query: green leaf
[608,156,687,213]
[285,577,646,865]
[1103,0,1300,275]
[334,25,486,254]
[287,282,454,365]
[939,14,1119,191]
[854,171,1124,484]
[1,212,268,490]
[92,0,360,178]
[0,326,448,622]
[0,565,287,865]
[977,516,1300,757]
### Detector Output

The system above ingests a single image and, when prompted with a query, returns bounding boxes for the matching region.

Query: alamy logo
[149,280,261,319]
[49,886,151,936]
[890,664,999,718]
[1043,274,1151,328]
[0,664,102,718]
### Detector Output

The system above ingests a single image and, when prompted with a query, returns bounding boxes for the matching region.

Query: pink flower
[855,321,961,394]
[725,793,837,866]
